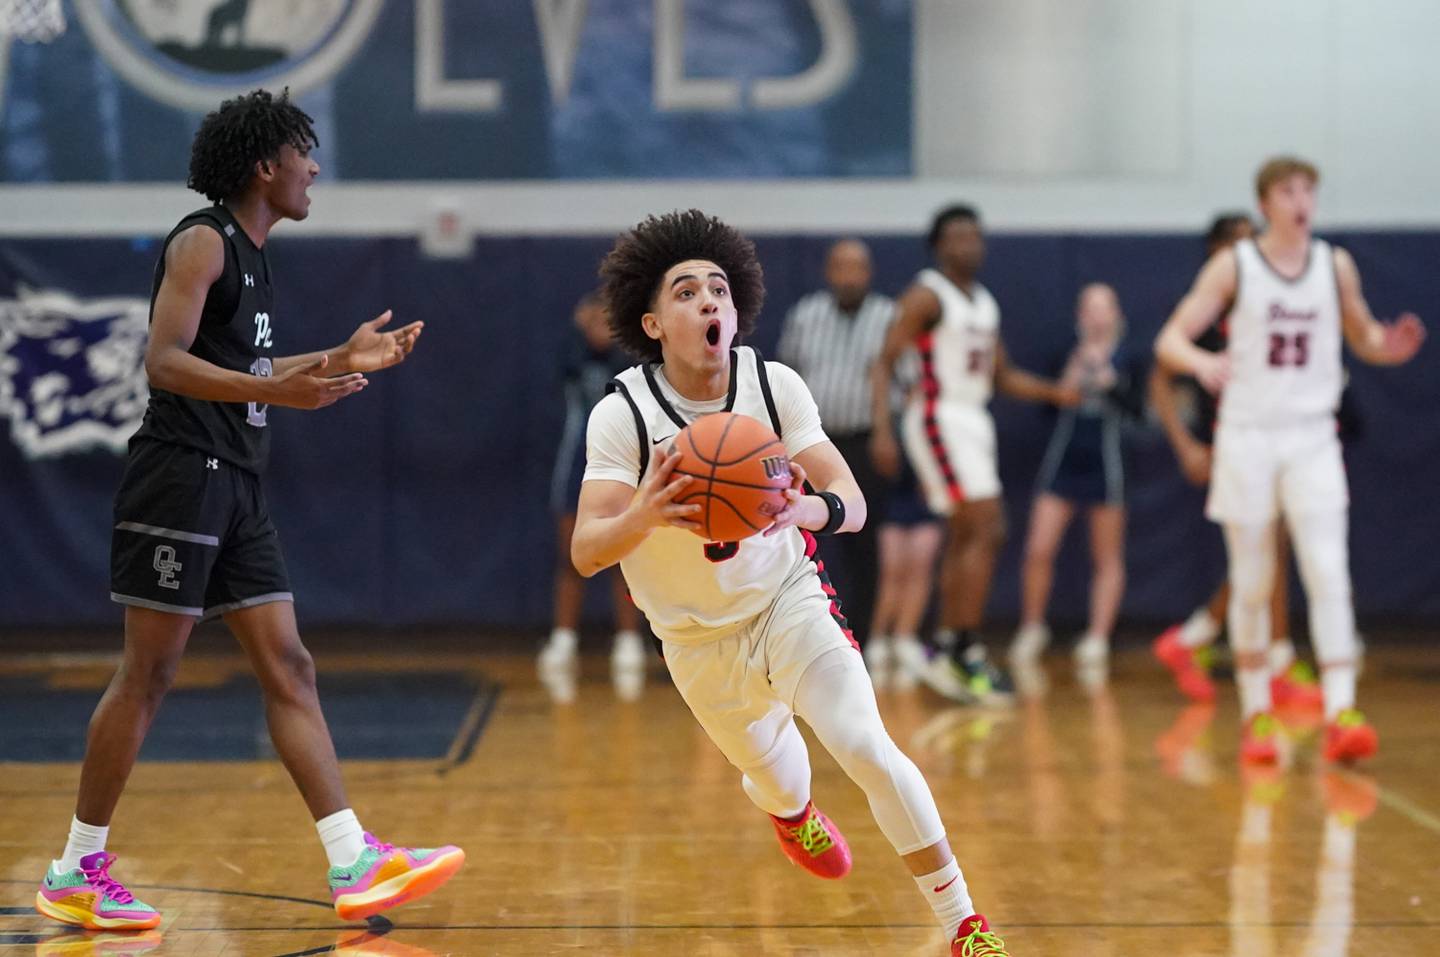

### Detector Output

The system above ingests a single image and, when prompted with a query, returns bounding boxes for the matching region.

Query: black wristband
[814,491,846,536]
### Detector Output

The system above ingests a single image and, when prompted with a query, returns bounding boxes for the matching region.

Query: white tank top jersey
[913,268,999,408]
[583,346,830,645]
[1218,238,1344,428]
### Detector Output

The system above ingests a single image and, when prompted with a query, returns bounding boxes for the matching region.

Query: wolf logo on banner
[0,287,149,458]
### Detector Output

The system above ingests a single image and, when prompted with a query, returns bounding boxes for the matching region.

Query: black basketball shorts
[110,439,292,620]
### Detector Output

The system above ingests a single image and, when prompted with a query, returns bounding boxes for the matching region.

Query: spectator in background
[865,434,945,687]
[777,239,895,653]
[1009,284,1145,687]
[538,292,645,688]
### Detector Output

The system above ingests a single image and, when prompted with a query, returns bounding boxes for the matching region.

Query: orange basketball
[670,412,792,541]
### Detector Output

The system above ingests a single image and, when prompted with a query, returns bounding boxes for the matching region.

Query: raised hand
[1381,312,1425,364]
[343,310,424,373]
[268,354,368,410]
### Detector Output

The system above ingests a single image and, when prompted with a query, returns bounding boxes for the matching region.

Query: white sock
[1321,664,1357,719]
[1269,638,1297,673]
[1179,608,1220,647]
[57,816,109,873]
[915,858,974,940]
[547,627,578,649]
[316,808,366,869]
[1238,665,1272,718]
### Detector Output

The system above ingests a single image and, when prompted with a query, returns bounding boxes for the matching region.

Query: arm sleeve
[766,361,829,456]
[583,392,643,488]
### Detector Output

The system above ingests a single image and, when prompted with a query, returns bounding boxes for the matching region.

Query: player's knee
[1024,538,1058,568]
[831,729,899,791]
[1230,569,1274,610]
[981,512,1008,550]
[1095,554,1125,582]
[258,640,317,702]
[119,653,181,705]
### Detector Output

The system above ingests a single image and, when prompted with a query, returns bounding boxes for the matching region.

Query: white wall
[3,0,1439,236]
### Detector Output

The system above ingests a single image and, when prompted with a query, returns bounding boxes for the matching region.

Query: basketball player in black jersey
[36,90,464,933]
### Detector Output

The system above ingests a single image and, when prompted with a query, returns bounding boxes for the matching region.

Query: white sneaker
[864,635,894,673]
[1009,622,1051,663]
[539,665,577,703]
[610,630,647,671]
[1010,655,1050,698]
[1073,632,1109,691]
[612,663,645,701]
[893,634,928,684]
[538,628,578,671]
[1073,632,1109,668]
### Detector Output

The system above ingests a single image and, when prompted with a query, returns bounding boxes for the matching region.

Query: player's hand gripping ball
[668,412,792,541]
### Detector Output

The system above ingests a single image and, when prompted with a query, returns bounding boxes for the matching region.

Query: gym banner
[0,0,912,181]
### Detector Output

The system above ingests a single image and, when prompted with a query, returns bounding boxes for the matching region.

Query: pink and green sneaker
[328,832,465,921]
[768,801,852,879]
[35,852,161,930]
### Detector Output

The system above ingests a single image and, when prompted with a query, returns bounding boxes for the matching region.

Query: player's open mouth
[705,321,721,347]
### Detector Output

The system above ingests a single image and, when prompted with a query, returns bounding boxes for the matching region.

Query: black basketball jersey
[134,205,276,473]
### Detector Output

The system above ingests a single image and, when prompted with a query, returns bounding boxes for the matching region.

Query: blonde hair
[1255,156,1319,201]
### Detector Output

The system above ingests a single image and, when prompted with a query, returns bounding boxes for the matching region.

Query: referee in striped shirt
[777,239,895,651]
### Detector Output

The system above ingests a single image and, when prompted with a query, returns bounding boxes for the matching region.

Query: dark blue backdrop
[2,229,1437,632]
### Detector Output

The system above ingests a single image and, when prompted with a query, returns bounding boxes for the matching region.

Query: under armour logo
[153,545,182,590]
[244,274,255,287]
[205,458,218,470]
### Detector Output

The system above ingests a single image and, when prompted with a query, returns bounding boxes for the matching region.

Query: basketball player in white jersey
[573,210,1011,956]
[1156,157,1424,764]
[871,205,1079,704]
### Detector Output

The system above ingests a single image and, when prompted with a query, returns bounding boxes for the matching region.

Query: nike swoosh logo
[933,875,959,893]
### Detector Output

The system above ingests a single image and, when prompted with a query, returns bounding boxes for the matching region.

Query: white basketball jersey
[1218,238,1343,428]
[913,268,999,408]
[607,347,811,645]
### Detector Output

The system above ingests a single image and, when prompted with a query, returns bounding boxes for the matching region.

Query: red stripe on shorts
[917,332,966,504]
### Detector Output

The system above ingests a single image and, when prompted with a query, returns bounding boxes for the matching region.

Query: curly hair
[599,209,765,362]
[187,88,318,203]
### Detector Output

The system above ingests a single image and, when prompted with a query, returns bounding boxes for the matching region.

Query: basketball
[668,412,793,542]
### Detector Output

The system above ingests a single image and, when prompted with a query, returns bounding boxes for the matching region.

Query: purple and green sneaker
[328,832,465,921]
[35,852,160,930]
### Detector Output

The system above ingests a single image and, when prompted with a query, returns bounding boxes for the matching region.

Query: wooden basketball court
[3,638,1438,956]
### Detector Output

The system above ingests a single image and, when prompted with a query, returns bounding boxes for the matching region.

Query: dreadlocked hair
[187,88,318,203]
[599,209,765,362]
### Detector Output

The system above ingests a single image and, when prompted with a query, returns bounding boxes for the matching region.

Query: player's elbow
[144,346,179,392]
[569,538,603,578]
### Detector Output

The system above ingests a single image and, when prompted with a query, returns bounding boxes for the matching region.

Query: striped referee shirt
[777,290,895,436]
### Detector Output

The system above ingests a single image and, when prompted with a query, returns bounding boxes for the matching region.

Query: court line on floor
[1371,779,1440,835]
[128,919,1440,932]
[437,680,501,775]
